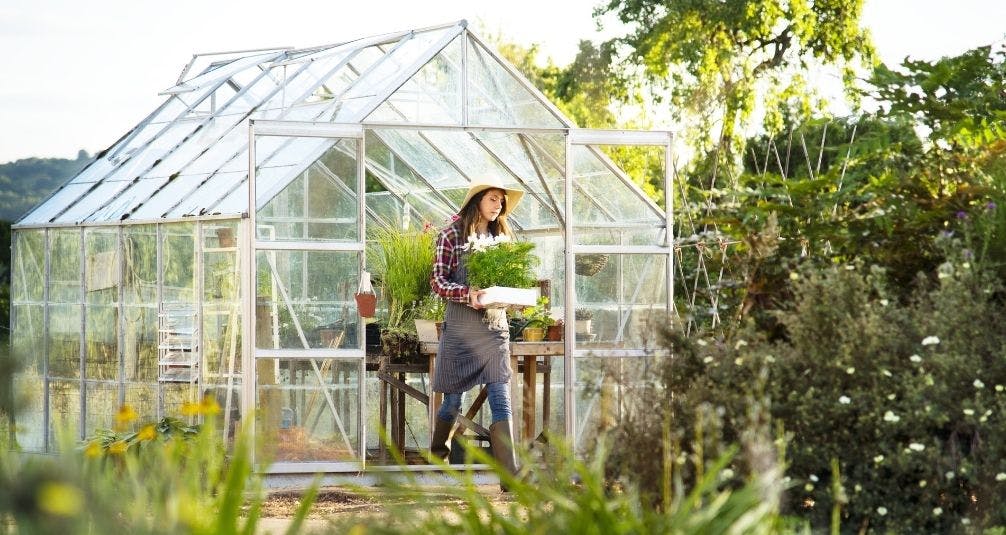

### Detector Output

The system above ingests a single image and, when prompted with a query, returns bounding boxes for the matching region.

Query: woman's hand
[468,289,485,310]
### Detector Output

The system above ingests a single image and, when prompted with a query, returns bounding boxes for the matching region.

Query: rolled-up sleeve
[431,226,468,303]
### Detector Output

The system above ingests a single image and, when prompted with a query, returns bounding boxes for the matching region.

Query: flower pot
[414,319,440,343]
[546,324,563,341]
[522,327,545,342]
[575,319,593,334]
[355,292,377,317]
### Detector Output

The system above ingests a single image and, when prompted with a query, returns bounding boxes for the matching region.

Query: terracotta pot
[522,327,545,342]
[546,324,563,341]
[355,292,377,317]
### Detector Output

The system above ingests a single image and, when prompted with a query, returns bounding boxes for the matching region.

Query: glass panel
[85,305,118,381]
[259,50,354,114]
[571,145,664,239]
[203,221,243,380]
[124,383,158,424]
[467,39,564,128]
[332,28,454,122]
[85,229,119,304]
[55,180,134,224]
[256,359,361,462]
[257,138,360,242]
[162,223,196,304]
[95,120,201,185]
[255,250,361,350]
[123,305,158,382]
[12,304,44,376]
[49,379,81,448]
[12,230,45,303]
[162,383,200,420]
[162,171,245,219]
[574,254,669,350]
[13,373,45,452]
[370,34,463,124]
[476,132,564,228]
[185,125,249,175]
[369,129,467,189]
[84,382,120,436]
[85,178,169,222]
[47,303,81,379]
[149,112,248,177]
[574,356,657,454]
[20,183,91,225]
[124,225,157,305]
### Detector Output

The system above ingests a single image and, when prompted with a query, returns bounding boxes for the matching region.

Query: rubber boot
[489,420,518,491]
[430,417,454,462]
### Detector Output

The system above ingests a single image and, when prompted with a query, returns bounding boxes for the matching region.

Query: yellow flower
[83,441,103,459]
[108,441,128,455]
[199,395,221,416]
[137,424,157,442]
[114,405,139,431]
[180,401,201,417]
[37,482,84,517]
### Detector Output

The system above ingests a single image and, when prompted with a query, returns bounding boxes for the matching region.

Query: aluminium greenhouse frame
[9,20,677,475]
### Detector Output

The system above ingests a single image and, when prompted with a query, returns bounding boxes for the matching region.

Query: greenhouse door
[244,121,367,472]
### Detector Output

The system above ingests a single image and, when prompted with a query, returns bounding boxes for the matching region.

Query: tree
[596,0,875,162]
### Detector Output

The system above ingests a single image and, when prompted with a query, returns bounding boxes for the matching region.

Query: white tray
[477,286,539,308]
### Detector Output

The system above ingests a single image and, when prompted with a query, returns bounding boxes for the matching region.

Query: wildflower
[845,264,855,270]
[37,482,84,517]
[137,424,157,442]
[963,408,975,416]
[804,483,814,492]
[956,210,968,219]
[987,201,997,211]
[997,384,1004,392]
[919,480,927,488]
[114,405,139,431]
[997,473,1006,482]
[199,395,221,415]
[838,395,851,404]
[933,507,943,516]
[909,354,922,363]
[962,518,971,526]
[108,441,128,455]
[846,367,855,375]
[181,401,201,417]
[734,357,744,366]
[880,299,889,306]
[696,339,707,346]
[877,506,888,516]
[854,484,862,492]
[921,336,940,346]
[887,394,896,401]
[702,356,714,364]
[883,411,900,423]
[809,474,819,483]
[873,455,884,463]
[974,379,985,389]
[789,272,799,281]
[945,471,955,480]
[734,339,748,349]
[882,369,893,377]
[84,441,103,458]
[908,443,925,452]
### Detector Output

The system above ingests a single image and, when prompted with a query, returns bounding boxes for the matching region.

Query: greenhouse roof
[18,20,663,231]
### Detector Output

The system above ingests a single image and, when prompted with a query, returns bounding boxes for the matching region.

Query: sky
[1,0,1004,163]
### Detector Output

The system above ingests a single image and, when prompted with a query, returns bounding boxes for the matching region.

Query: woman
[429,177,524,485]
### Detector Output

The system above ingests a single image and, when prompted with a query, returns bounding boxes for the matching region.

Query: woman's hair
[457,187,512,241]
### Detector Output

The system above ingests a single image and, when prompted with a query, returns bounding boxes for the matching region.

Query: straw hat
[459,177,524,215]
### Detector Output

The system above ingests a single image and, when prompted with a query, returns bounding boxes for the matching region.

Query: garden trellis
[8,20,728,474]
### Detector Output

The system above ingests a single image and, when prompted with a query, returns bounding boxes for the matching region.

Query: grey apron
[431,250,512,393]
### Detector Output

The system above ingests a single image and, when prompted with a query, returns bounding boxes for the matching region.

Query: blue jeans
[437,382,512,424]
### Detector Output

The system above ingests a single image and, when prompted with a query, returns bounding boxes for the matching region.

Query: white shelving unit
[158,304,199,385]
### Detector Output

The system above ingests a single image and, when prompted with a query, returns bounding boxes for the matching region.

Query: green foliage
[629,253,1006,531]
[0,402,317,534]
[0,154,89,221]
[597,0,875,157]
[464,239,539,290]
[521,296,555,329]
[333,435,787,534]
[414,292,446,321]
[368,225,436,330]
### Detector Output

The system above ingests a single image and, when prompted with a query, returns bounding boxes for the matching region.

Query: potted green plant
[521,297,555,342]
[464,234,540,308]
[367,224,436,359]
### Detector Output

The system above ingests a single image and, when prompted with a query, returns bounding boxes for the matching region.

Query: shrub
[609,253,1006,531]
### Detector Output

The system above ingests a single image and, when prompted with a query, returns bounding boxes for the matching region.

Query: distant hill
[0,151,90,222]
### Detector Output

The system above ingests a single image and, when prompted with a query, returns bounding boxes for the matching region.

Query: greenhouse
[8,20,678,475]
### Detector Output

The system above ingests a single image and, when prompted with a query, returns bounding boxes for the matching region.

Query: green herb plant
[463,235,539,290]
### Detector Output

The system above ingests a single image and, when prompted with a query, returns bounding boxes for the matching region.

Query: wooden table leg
[541,356,551,435]
[379,377,387,459]
[523,356,537,442]
[396,372,406,451]
[510,354,519,434]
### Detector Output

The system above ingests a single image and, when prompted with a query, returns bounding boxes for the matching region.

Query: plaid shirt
[431,221,469,303]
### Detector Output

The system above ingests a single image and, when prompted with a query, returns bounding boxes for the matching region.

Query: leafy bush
[463,234,539,290]
[610,250,1006,531]
[368,225,436,329]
